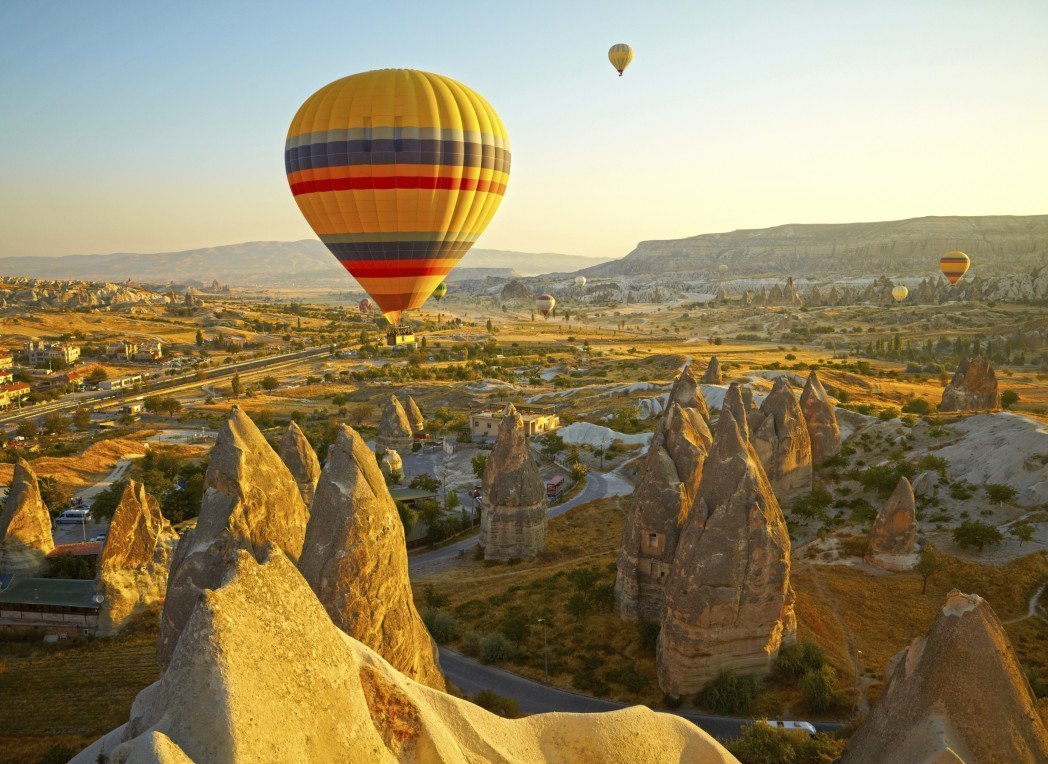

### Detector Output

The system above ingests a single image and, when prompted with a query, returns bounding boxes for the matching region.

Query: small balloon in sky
[608,43,633,77]
[939,252,970,285]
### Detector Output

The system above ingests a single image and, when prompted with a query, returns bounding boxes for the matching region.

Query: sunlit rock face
[616,368,712,622]
[701,355,722,384]
[73,548,739,764]
[405,396,425,434]
[377,395,414,451]
[657,411,796,697]
[799,371,841,465]
[278,421,321,507]
[480,405,547,561]
[298,424,444,690]
[0,458,54,576]
[865,476,918,571]
[842,591,1048,764]
[938,356,999,412]
[157,406,308,669]
[750,377,813,501]
[96,481,179,636]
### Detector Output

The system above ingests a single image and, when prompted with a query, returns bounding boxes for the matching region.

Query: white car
[768,720,817,737]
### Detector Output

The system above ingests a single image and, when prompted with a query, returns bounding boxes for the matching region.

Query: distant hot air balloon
[891,285,909,302]
[359,298,373,314]
[939,252,970,285]
[432,282,447,303]
[535,294,556,319]
[574,276,587,287]
[285,69,510,325]
[608,43,633,76]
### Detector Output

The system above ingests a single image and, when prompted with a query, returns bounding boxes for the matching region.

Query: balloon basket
[386,326,416,348]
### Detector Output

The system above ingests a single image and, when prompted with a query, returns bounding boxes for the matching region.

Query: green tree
[230,372,243,398]
[72,408,91,431]
[479,632,513,663]
[801,664,838,712]
[15,420,37,439]
[471,453,488,481]
[42,412,69,435]
[570,460,588,480]
[985,483,1018,504]
[915,544,946,594]
[1009,521,1034,547]
[409,473,440,492]
[195,329,204,346]
[86,367,108,384]
[539,432,566,459]
[260,376,279,391]
[953,520,1003,552]
[696,670,761,714]
[499,611,531,645]
[1001,389,1019,409]
[422,583,450,610]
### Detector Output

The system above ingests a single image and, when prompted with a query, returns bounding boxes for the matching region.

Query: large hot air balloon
[574,276,587,287]
[939,252,970,285]
[608,44,633,76]
[359,298,373,314]
[285,69,510,324]
[535,294,556,319]
[891,285,909,302]
[431,282,447,303]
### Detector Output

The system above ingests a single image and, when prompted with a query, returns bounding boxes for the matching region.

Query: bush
[901,398,932,415]
[470,689,521,717]
[696,670,762,715]
[461,631,482,657]
[949,482,974,500]
[985,483,1017,504]
[792,483,833,519]
[775,639,826,683]
[479,632,513,663]
[604,665,648,693]
[878,407,901,421]
[917,454,948,475]
[952,520,1003,551]
[1001,389,1019,409]
[636,619,660,651]
[421,610,459,643]
[801,664,838,712]
[727,722,845,764]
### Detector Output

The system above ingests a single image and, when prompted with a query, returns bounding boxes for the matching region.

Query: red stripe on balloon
[290,175,507,196]
[341,261,455,277]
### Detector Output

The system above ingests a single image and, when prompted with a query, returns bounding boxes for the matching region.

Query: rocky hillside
[0,242,609,286]
[0,276,167,309]
[582,215,1048,279]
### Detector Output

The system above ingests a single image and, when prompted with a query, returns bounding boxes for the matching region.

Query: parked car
[89,534,107,542]
[54,508,91,524]
[768,720,817,737]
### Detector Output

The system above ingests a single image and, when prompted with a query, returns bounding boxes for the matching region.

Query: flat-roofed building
[0,382,30,409]
[470,407,560,439]
[100,374,143,391]
[23,339,80,366]
[0,577,100,635]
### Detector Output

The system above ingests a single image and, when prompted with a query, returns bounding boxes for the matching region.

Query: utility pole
[537,618,549,682]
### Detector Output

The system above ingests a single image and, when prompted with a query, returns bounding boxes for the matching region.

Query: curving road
[408,466,633,578]
[439,648,843,740]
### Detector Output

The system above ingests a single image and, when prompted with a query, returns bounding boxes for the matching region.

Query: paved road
[408,466,633,578]
[439,648,843,740]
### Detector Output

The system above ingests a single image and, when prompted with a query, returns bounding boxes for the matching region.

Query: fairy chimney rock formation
[480,405,548,561]
[96,481,179,635]
[379,449,403,480]
[616,398,712,621]
[800,371,842,464]
[842,591,1048,763]
[72,549,737,764]
[750,377,813,501]
[667,363,711,422]
[278,421,321,507]
[657,410,797,697]
[298,425,444,689]
[405,396,425,434]
[377,395,414,451]
[720,381,757,440]
[702,356,722,385]
[0,459,55,576]
[865,477,918,571]
[938,356,1000,412]
[157,406,309,668]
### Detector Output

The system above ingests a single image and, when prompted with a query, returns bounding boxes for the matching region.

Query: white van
[55,508,91,524]
[768,720,817,737]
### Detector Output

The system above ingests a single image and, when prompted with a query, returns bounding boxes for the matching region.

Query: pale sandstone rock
[157,406,309,668]
[73,549,737,764]
[278,421,321,507]
[720,381,754,440]
[750,377,813,501]
[377,395,414,451]
[865,477,918,571]
[405,396,425,434]
[843,591,1048,764]
[938,356,999,412]
[379,449,403,480]
[800,370,842,464]
[616,368,713,622]
[702,356,722,385]
[0,459,54,576]
[96,481,179,635]
[480,405,547,561]
[299,425,444,690]
[657,411,796,696]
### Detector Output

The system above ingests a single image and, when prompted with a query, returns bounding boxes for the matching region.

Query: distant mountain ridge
[581,215,1048,279]
[0,241,609,287]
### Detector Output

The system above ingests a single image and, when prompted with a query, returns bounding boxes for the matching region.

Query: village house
[134,340,163,362]
[469,406,560,439]
[0,381,31,409]
[100,374,143,391]
[105,340,139,361]
[22,339,80,366]
[0,354,13,371]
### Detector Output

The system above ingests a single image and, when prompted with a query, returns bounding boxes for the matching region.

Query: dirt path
[1002,580,1048,625]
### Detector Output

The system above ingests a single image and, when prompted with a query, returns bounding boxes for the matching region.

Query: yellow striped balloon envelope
[939,251,970,285]
[891,285,908,302]
[285,70,510,324]
[608,43,633,76]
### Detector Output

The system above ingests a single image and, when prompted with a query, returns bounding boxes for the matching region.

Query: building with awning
[0,577,100,634]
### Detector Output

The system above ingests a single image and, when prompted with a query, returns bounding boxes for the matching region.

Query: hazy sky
[1,1,1046,260]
